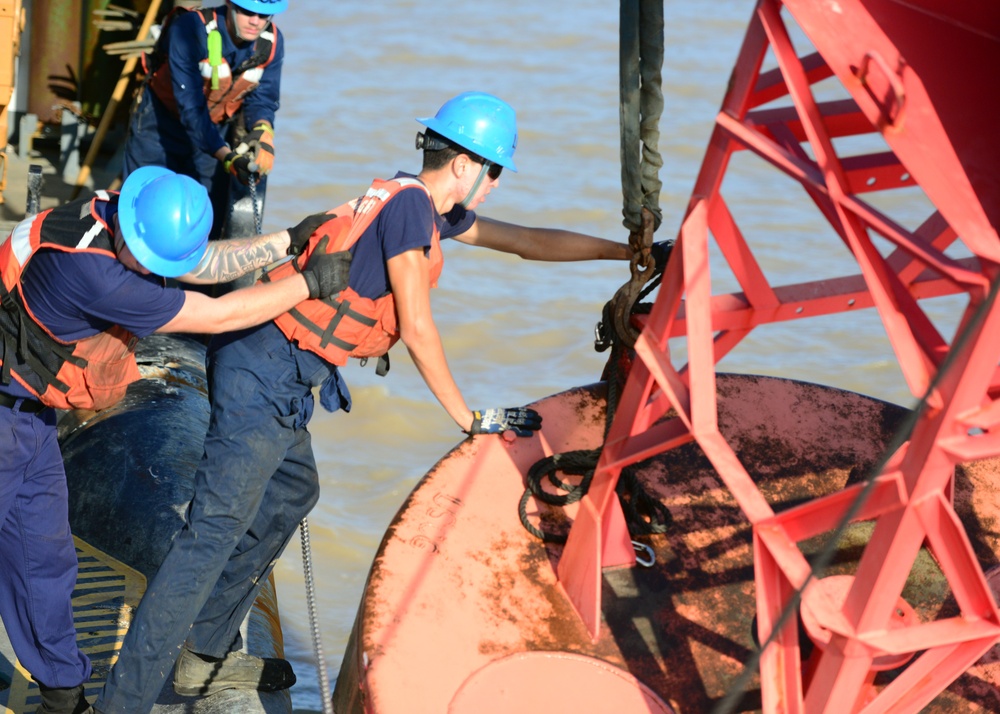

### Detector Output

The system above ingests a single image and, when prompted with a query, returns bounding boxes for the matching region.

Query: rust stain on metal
[343,375,1000,713]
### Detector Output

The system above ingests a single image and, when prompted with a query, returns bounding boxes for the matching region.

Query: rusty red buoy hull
[333,375,1000,713]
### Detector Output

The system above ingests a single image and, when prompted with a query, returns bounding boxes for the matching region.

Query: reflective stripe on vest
[0,196,143,410]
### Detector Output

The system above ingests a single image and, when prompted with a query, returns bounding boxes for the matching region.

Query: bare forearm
[403,329,473,431]
[159,273,309,334]
[387,248,472,429]
[179,230,292,284]
[527,228,632,261]
[471,217,632,261]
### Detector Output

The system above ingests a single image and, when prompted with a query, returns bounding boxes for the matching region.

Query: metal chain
[247,173,263,234]
[299,518,335,714]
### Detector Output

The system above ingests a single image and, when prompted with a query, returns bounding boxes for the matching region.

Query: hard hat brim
[230,0,289,15]
[415,116,518,172]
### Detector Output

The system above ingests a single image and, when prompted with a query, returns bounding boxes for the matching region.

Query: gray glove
[467,407,542,437]
[301,237,352,300]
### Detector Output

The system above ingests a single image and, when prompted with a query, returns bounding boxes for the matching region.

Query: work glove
[223,149,253,185]
[243,121,275,175]
[649,239,674,271]
[467,407,542,438]
[286,211,332,256]
[300,238,352,300]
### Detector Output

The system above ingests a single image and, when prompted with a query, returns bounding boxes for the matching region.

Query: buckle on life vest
[357,353,390,377]
[1,288,18,313]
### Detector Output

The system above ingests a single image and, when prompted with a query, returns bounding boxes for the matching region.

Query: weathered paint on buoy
[334,375,1000,713]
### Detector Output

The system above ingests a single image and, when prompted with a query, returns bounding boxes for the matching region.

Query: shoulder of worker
[382,177,435,219]
[167,5,213,37]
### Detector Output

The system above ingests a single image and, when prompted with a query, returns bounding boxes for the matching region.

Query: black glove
[301,239,352,300]
[467,407,542,437]
[223,150,253,185]
[649,239,674,270]
[286,212,332,256]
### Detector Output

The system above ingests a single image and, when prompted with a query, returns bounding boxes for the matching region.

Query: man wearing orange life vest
[0,166,348,714]
[124,0,286,239]
[93,92,670,714]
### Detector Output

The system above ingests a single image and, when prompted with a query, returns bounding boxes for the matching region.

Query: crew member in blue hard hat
[124,0,288,239]
[91,91,672,714]
[0,166,349,714]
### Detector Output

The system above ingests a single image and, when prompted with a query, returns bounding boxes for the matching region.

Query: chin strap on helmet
[459,163,492,209]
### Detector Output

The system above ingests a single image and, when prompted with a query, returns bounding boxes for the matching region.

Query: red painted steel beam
[557,2,1000,711]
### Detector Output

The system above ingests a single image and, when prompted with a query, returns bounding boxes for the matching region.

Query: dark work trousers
[0,401,92,688]
[96,322,331,714]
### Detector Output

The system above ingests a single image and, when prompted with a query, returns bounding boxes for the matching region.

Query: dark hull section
[61,334,212,579]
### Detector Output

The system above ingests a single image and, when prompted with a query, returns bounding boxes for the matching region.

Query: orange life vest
[0,195,143,410]
[145,7,277,124]
[262,177,443,368]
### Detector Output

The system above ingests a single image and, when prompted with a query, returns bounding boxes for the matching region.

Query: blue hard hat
[117,166,212,278]
[230,0,288,15]
[417,91,518,171]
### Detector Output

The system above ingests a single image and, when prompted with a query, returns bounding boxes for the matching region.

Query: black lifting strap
[620,0,665,235]
[517,0,672,545]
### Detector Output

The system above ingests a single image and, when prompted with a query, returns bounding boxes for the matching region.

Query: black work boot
[35,683,92,714]
[173,648,296,697]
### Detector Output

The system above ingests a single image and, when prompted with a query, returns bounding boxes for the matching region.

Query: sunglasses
[233,4,272,19]
[470,156,503,181]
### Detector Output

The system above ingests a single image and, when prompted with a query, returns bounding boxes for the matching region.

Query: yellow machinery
[0,0,25,205]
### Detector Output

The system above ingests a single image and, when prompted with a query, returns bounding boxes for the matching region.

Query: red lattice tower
[557,1,1000,711]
